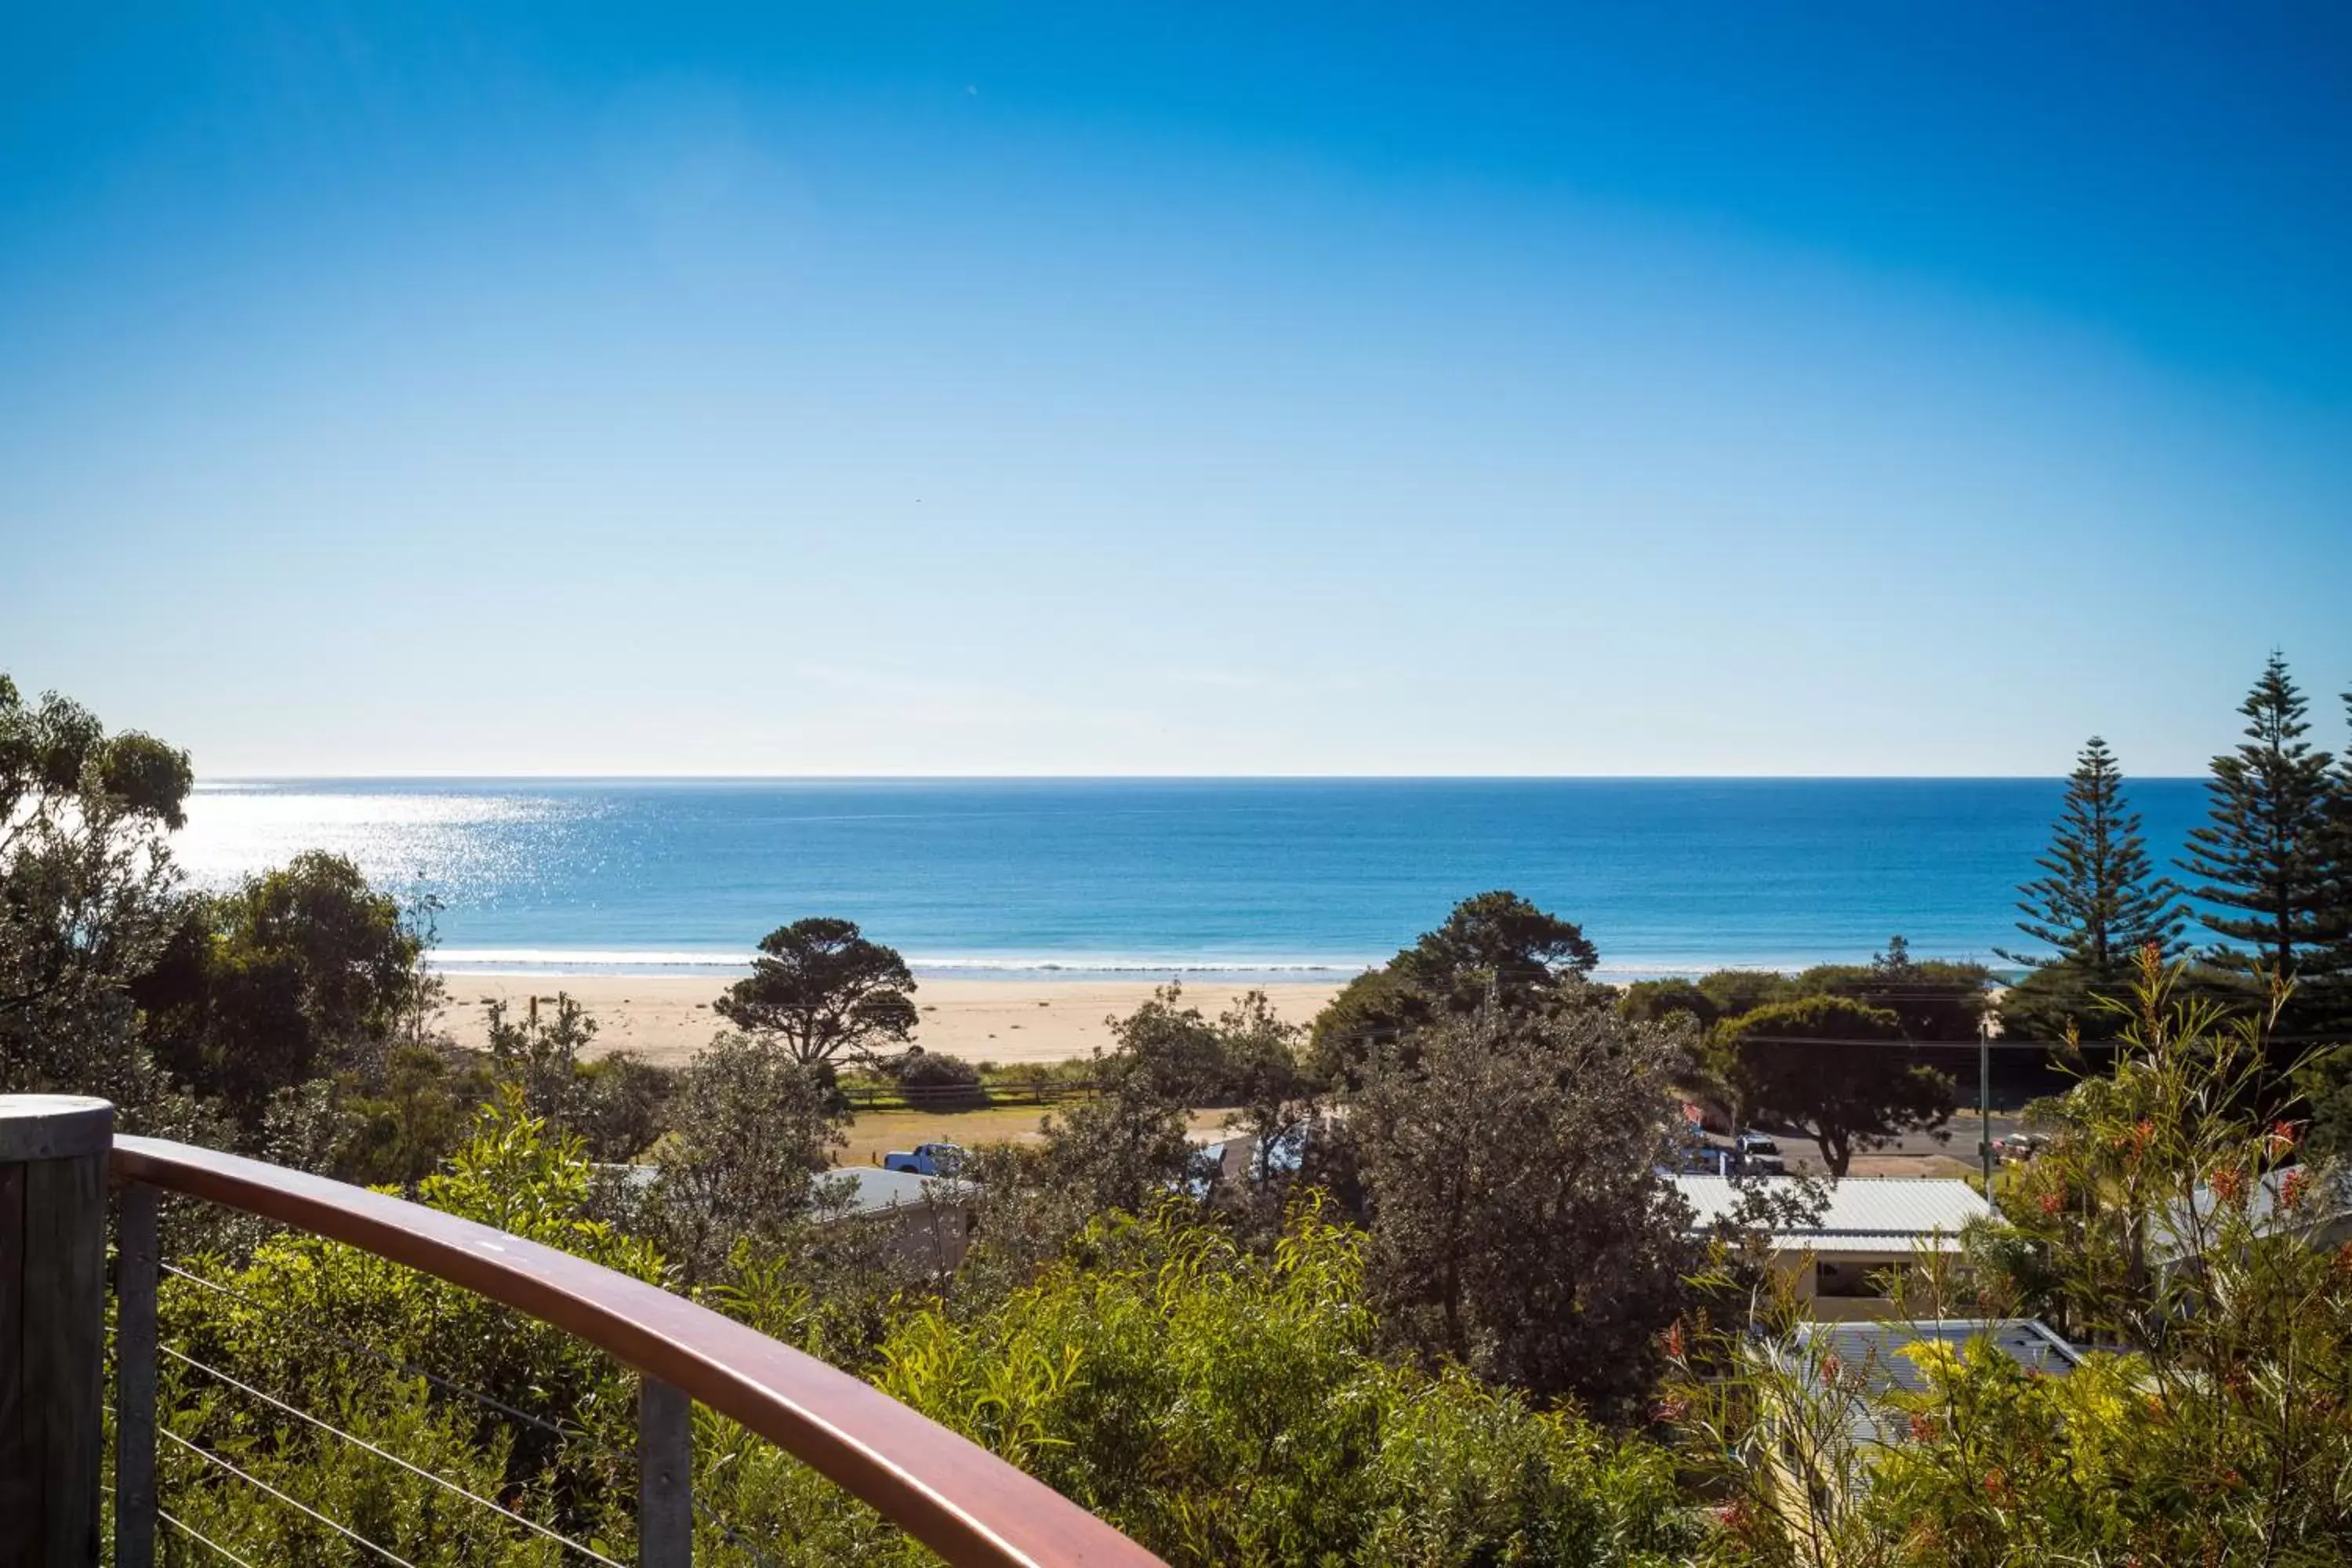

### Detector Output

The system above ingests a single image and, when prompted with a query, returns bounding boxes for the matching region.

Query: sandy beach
[434,974,1348,1067]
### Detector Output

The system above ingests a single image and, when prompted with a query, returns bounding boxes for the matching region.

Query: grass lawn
[836,1105,1235,1166]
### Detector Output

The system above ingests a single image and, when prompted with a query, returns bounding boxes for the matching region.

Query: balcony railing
[0,1094,1165,1567]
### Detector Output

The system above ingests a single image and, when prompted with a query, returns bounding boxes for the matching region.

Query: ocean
[172,778,2215,982]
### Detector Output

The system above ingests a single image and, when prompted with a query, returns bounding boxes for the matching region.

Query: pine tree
[2000,737,2185,991]
[2178,655,2339,1016]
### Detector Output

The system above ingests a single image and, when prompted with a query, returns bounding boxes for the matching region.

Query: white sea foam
[431,948,1377,978]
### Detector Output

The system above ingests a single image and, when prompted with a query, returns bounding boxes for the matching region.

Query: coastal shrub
[867,1200,1695,1566]
[156,1094,659,1562]
[883,1047,985,1108]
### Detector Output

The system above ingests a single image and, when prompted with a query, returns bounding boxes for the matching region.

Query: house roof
[1792,1318,2082,1396]
[1784,1319,2082,1450]
[826,1166,971,1218]
[1671,1174,1992,1254]
[2158,1166,2352,1259]
[600,1163,972,1220]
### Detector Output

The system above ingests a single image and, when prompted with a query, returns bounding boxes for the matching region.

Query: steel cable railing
[160,1428,423,1567]
[96,1129,1167,1568]
[158,1505,264,1568]
[151,1250,788,1567]
[161,1342,627,1566]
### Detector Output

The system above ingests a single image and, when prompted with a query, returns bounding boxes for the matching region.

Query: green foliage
[871,1202,1697,1566]
[714,916,919,1067]
[140,851,424,1138]
[884,1047,982,1092]
[158,1094,662,1563]
[1307,964,1433,1089]
[1718,995,1955,1177]
[1998,736,2188,1044]
[636,1029,848,1283]
[1308,891,1603,1088]
[1791,936,1991,1044]
[0,674,201,1120]
[2180,652,2344,1022]
[1351,1007,1700,1418]
[1672,951,2352,1566]
[1617,978,1722,1030]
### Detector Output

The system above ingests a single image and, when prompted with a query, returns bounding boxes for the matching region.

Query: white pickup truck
[882,1142,966,1177]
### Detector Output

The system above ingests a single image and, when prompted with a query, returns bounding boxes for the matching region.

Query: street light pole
[1979,1016,1994,1189]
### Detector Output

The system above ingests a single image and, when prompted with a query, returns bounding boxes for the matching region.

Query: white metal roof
[1792,1318,2081,1395]
[1671,1174,1992,1254]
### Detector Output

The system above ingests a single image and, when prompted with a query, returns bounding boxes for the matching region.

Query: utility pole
[1978,1015,1994,1189]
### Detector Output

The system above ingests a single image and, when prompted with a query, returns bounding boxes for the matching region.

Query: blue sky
[4,3,2349,775]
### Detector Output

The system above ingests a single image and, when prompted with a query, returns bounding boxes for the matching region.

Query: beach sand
[434,974,1348,1067]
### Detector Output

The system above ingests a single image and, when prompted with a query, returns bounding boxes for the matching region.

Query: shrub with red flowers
[1663,952,2352,1566]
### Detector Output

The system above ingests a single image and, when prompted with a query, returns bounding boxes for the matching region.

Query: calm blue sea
[173,779,2214,981]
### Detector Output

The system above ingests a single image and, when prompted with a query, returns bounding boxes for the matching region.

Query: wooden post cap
[0,1095,114,1162]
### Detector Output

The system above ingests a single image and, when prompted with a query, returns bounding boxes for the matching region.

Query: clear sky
[4,3,2349,776]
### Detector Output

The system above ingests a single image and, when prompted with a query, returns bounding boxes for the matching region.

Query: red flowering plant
[1661,951,2352,1566]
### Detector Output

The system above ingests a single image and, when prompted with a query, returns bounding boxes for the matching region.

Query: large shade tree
[0,674,198,1117]
[1717,995,1955,1178]
[1309,891,1601,1087]
[713,917,919,1068]
[1349,1006,1698,1421]
[138,850,423,1138]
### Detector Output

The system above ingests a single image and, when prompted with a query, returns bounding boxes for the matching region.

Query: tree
[483,990,597,1123]
[641,1030,848,1283]
[0,675,203,1123]
[139,851,424,1137]
[1350,1007,1699,1421]
[1998,739,2187,1042]
[2179,654,2341,1018]
[1718,995,1955,1177]
[1309,891,1602,1087]
[1391,888,1601,1000]
[713,917,919,1068]
[1794,936,1992,1044]
[1213,989,1319,1220]
[1617,978,1721,1030]
[1031,1050,1204,1221]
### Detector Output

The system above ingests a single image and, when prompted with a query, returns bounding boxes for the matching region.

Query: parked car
[1997,1131,2050,1163]
[1734,1131,1786,1175]
[882,1142,966,1177]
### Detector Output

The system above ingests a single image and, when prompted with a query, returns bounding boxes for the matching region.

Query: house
[1671,1174,1993,1319]
[829,1166,979,1272]
[604,1163,979,1273]
[2158,1166,2352,1262]
[1791,1317,2082,1443]
[1765,1318,2082,1523]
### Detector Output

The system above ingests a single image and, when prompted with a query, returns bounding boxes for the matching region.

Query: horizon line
[194,771,2215,785]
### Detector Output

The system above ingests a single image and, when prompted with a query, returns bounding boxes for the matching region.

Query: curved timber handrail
[111,1135,1165,1568]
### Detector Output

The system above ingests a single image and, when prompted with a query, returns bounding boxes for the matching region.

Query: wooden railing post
[113,1181,158,1568]
[638,1375,691,1567]
[0,1094,114,1568]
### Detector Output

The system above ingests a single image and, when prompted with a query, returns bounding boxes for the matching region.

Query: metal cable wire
[160,1427,421,1568]
[158,1261,614,1457]
[158,1260,780,1559]
[163,1343,626,1567]
[158,1507,264,1568]
[694,1495,785,1568]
